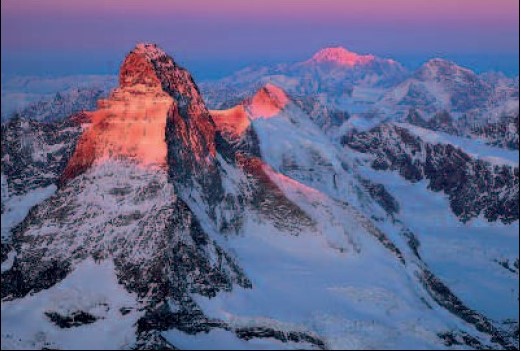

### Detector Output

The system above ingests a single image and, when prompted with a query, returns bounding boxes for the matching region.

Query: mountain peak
[306,46,376,67]
[423,58,459,69]
[119,43,169,89]
[416,58,475,80]
[257,83,289,103]
[132,42,168,57]
[211,83,290,137]
[247,83,289,119]
[61,43,218,186]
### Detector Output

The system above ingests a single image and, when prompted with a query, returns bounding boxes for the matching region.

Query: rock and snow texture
[343,122,519,223]
[1,43,519,350]
[1,114,86,196]
[1,75,117,122]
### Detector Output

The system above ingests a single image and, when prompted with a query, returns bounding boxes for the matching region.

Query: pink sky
[3,0,517,23]
[1,0,519,77]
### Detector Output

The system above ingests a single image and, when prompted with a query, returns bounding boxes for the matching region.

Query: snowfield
[1,259,142,350]
[359,165,519,327]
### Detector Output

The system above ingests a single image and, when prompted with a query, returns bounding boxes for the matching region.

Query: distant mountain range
[2,47,518,151]
[1,75,117,122]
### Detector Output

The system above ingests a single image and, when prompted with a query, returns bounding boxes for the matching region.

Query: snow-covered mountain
[379,58,493,114]
[201,51,518,152]
[210,81,519,349]
[1,43,519,350]
[372,59,519,149]
[200,46,408,111]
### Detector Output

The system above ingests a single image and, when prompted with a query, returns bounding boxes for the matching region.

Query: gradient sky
[1,0,519,80]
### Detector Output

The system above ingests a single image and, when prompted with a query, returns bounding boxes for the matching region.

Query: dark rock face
[217,124,262,162]
[358,178,400,216]
[113,197,252,304]
[421,269,516,350]
[427,111,460,135]
[235,326,327,350]
[45,310,99,328]
[343,123,519,223]
[2,259,71,299]
[405,108,520,151]
[438,330,488,349]
[405,109,429,128]
[1,113,86,196]
[405,109,459,135]
[292,95,350,130]
[470,113,520,150]
[1,242,12,263]
[165,104,223,206]
[133,331,179,350]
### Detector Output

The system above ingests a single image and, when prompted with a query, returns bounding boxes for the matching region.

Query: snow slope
[1,258,142,350]
[359,165,519,330]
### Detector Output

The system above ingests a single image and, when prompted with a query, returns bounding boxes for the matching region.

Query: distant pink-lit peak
[306,46,376,67]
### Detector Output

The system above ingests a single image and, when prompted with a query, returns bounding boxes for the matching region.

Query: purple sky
[1,0,519,79]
